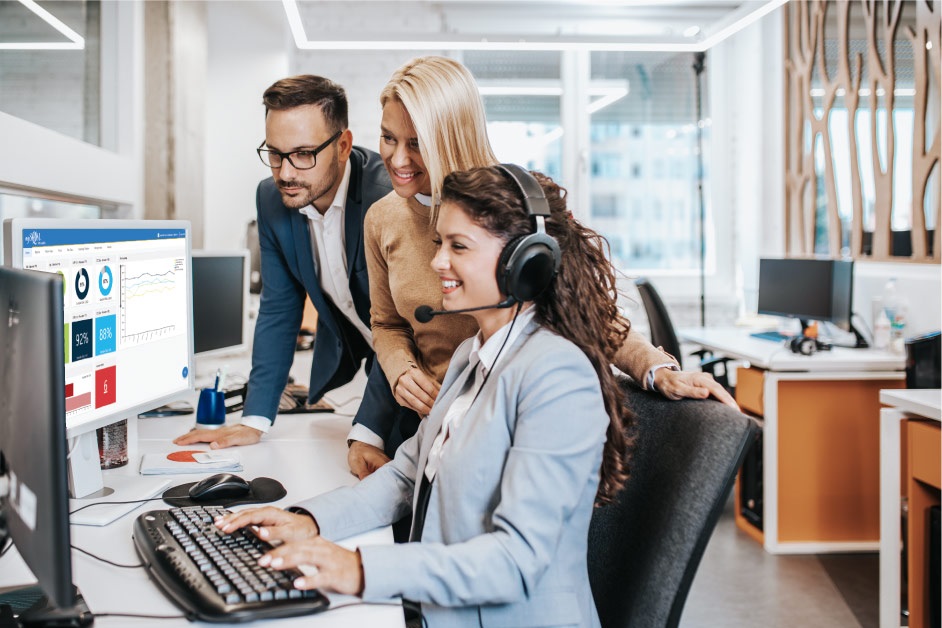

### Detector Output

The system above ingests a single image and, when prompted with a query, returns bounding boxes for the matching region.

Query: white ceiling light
[477,84,629,114]
[282,0,788,52]
[0,0,85,50]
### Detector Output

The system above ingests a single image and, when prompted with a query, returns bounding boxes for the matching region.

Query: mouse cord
[93,612,190,621]
[68,496,166,516]
[70,544,143,569]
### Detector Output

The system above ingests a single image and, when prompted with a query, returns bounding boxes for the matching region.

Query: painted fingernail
[294,578,305,588]
[271,557,283,568]
[258,555,271,566]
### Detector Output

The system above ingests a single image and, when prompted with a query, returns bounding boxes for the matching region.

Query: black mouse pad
[161,477,287,508]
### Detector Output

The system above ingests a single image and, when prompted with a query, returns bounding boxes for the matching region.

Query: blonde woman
[348,56,735,480]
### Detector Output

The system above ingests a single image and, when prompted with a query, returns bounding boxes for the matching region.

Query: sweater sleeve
[364,198,422,391]
[612,321,679,384]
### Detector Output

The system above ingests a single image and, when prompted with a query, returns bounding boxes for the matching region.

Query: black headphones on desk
[788,335,832,356]
[494,164,562,302]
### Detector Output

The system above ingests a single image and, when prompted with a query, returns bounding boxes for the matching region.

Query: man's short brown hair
[262,75,348,133]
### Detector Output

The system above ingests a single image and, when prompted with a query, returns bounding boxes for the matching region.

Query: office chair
[588,379,759,628]
[633,277,733,391]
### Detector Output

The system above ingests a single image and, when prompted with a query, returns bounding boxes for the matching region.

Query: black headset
[494,164,562,303]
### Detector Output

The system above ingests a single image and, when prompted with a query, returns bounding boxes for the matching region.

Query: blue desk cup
[196,388,226,428]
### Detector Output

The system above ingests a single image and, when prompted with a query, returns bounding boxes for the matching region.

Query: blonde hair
[380,56,498,204]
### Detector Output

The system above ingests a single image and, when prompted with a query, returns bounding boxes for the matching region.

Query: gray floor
[680,494,880,628]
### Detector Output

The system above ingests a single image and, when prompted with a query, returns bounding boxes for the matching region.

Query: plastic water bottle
[873,309,891,350]
[882,278,907,353]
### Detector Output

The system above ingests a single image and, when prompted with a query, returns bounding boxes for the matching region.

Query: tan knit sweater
[364,191,676,392]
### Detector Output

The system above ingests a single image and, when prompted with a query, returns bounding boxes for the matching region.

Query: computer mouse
[188,473,251,502]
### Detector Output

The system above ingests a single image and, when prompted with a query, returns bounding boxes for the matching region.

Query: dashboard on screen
[4,219,193,438]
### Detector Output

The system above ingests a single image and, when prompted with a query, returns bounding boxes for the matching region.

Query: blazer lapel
[344,151,364,280]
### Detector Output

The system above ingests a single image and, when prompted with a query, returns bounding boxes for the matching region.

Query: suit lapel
[344,150,364,280]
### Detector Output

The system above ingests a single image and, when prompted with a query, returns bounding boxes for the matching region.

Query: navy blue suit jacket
[243,147,393,425]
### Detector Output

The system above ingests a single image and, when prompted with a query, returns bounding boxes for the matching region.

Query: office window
[0,1,103,146]
[465,51,563,180]
[466,50,713,275]
[0,189,119,221]
[590,51,711,272]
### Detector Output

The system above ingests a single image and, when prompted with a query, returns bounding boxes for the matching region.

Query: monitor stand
[67,431,170,527]
[0,585,93,628]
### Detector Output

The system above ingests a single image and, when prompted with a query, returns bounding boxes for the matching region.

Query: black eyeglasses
[257,130,342,170]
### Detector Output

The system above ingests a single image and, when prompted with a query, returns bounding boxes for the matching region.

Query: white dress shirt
[242,162,372,434]
[424,306,536,482]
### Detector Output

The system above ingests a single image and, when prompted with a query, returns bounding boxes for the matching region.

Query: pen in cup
[213,368,221,391]
[217,366,229,392]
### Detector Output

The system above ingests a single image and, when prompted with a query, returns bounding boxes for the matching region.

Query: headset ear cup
[497,235,526,299]
[498,233,561,302]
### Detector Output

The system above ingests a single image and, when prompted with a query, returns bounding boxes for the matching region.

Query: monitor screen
[757,257,854,332]
[4,219,193,439]
[192,250,249,358]
[0,267,89,621]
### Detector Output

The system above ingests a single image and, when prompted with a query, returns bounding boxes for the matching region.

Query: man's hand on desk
[655,369,739,410]
[173,424,263,449]
[348,441,391,480]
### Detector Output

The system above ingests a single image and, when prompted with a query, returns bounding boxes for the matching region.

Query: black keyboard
[749,330,791,342]
[133,506,329,623]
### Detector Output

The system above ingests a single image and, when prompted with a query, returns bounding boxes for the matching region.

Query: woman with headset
[348,55,736,481]
[216,165,633,626]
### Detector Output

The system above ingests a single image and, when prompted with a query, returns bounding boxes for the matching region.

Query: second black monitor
[192,250,249,357]
[757,257,854,332]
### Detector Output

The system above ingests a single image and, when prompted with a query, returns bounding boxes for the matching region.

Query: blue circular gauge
[99,265,113,296]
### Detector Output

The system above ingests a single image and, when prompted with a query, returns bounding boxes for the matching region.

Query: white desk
[0,355,404,627]
[680,327,905,373]
[879,389,942,628]
[681,327,906,554]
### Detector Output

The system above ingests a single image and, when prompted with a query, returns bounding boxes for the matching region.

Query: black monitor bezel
[0,267,74,610]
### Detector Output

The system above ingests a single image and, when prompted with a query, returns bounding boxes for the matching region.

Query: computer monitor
[192,250,249,359]
[3,219,193,513]
[0,267,93,626]
[757,257,867,347]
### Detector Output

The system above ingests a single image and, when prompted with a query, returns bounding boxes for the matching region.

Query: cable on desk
[322,394,363,418]
[69,497,165,516]
[93,612,190,621]
[70,544,143,569]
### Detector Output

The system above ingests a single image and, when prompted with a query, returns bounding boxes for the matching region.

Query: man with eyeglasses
[174,75,392,451]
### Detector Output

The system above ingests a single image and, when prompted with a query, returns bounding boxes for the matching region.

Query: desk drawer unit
[734,366,905,552]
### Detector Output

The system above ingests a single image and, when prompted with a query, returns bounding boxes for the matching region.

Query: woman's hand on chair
[655,369,739,410]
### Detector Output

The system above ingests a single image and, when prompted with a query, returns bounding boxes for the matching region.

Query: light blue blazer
[297,319,608,627]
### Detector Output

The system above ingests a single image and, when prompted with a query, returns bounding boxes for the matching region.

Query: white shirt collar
[414,193,433,207]
[469,305,537,376]
[299,160,352,220]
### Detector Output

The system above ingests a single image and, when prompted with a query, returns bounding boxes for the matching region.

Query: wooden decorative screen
[784,0,940,263]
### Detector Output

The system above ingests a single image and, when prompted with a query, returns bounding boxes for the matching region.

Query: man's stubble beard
[278,152,341,210]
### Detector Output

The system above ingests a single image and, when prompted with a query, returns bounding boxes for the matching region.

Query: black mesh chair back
[634,277,682,359]
[588,380,758,628]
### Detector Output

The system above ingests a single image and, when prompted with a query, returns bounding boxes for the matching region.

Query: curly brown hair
[440,166,631,504]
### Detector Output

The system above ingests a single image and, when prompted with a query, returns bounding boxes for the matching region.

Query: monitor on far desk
[756,257,868,348]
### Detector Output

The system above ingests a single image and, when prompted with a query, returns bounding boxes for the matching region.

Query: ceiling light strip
[0,0,85,50]
[282,0,787,52]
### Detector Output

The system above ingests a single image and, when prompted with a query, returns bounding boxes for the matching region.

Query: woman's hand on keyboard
[259,537,364,597]
[215,506,319,542]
